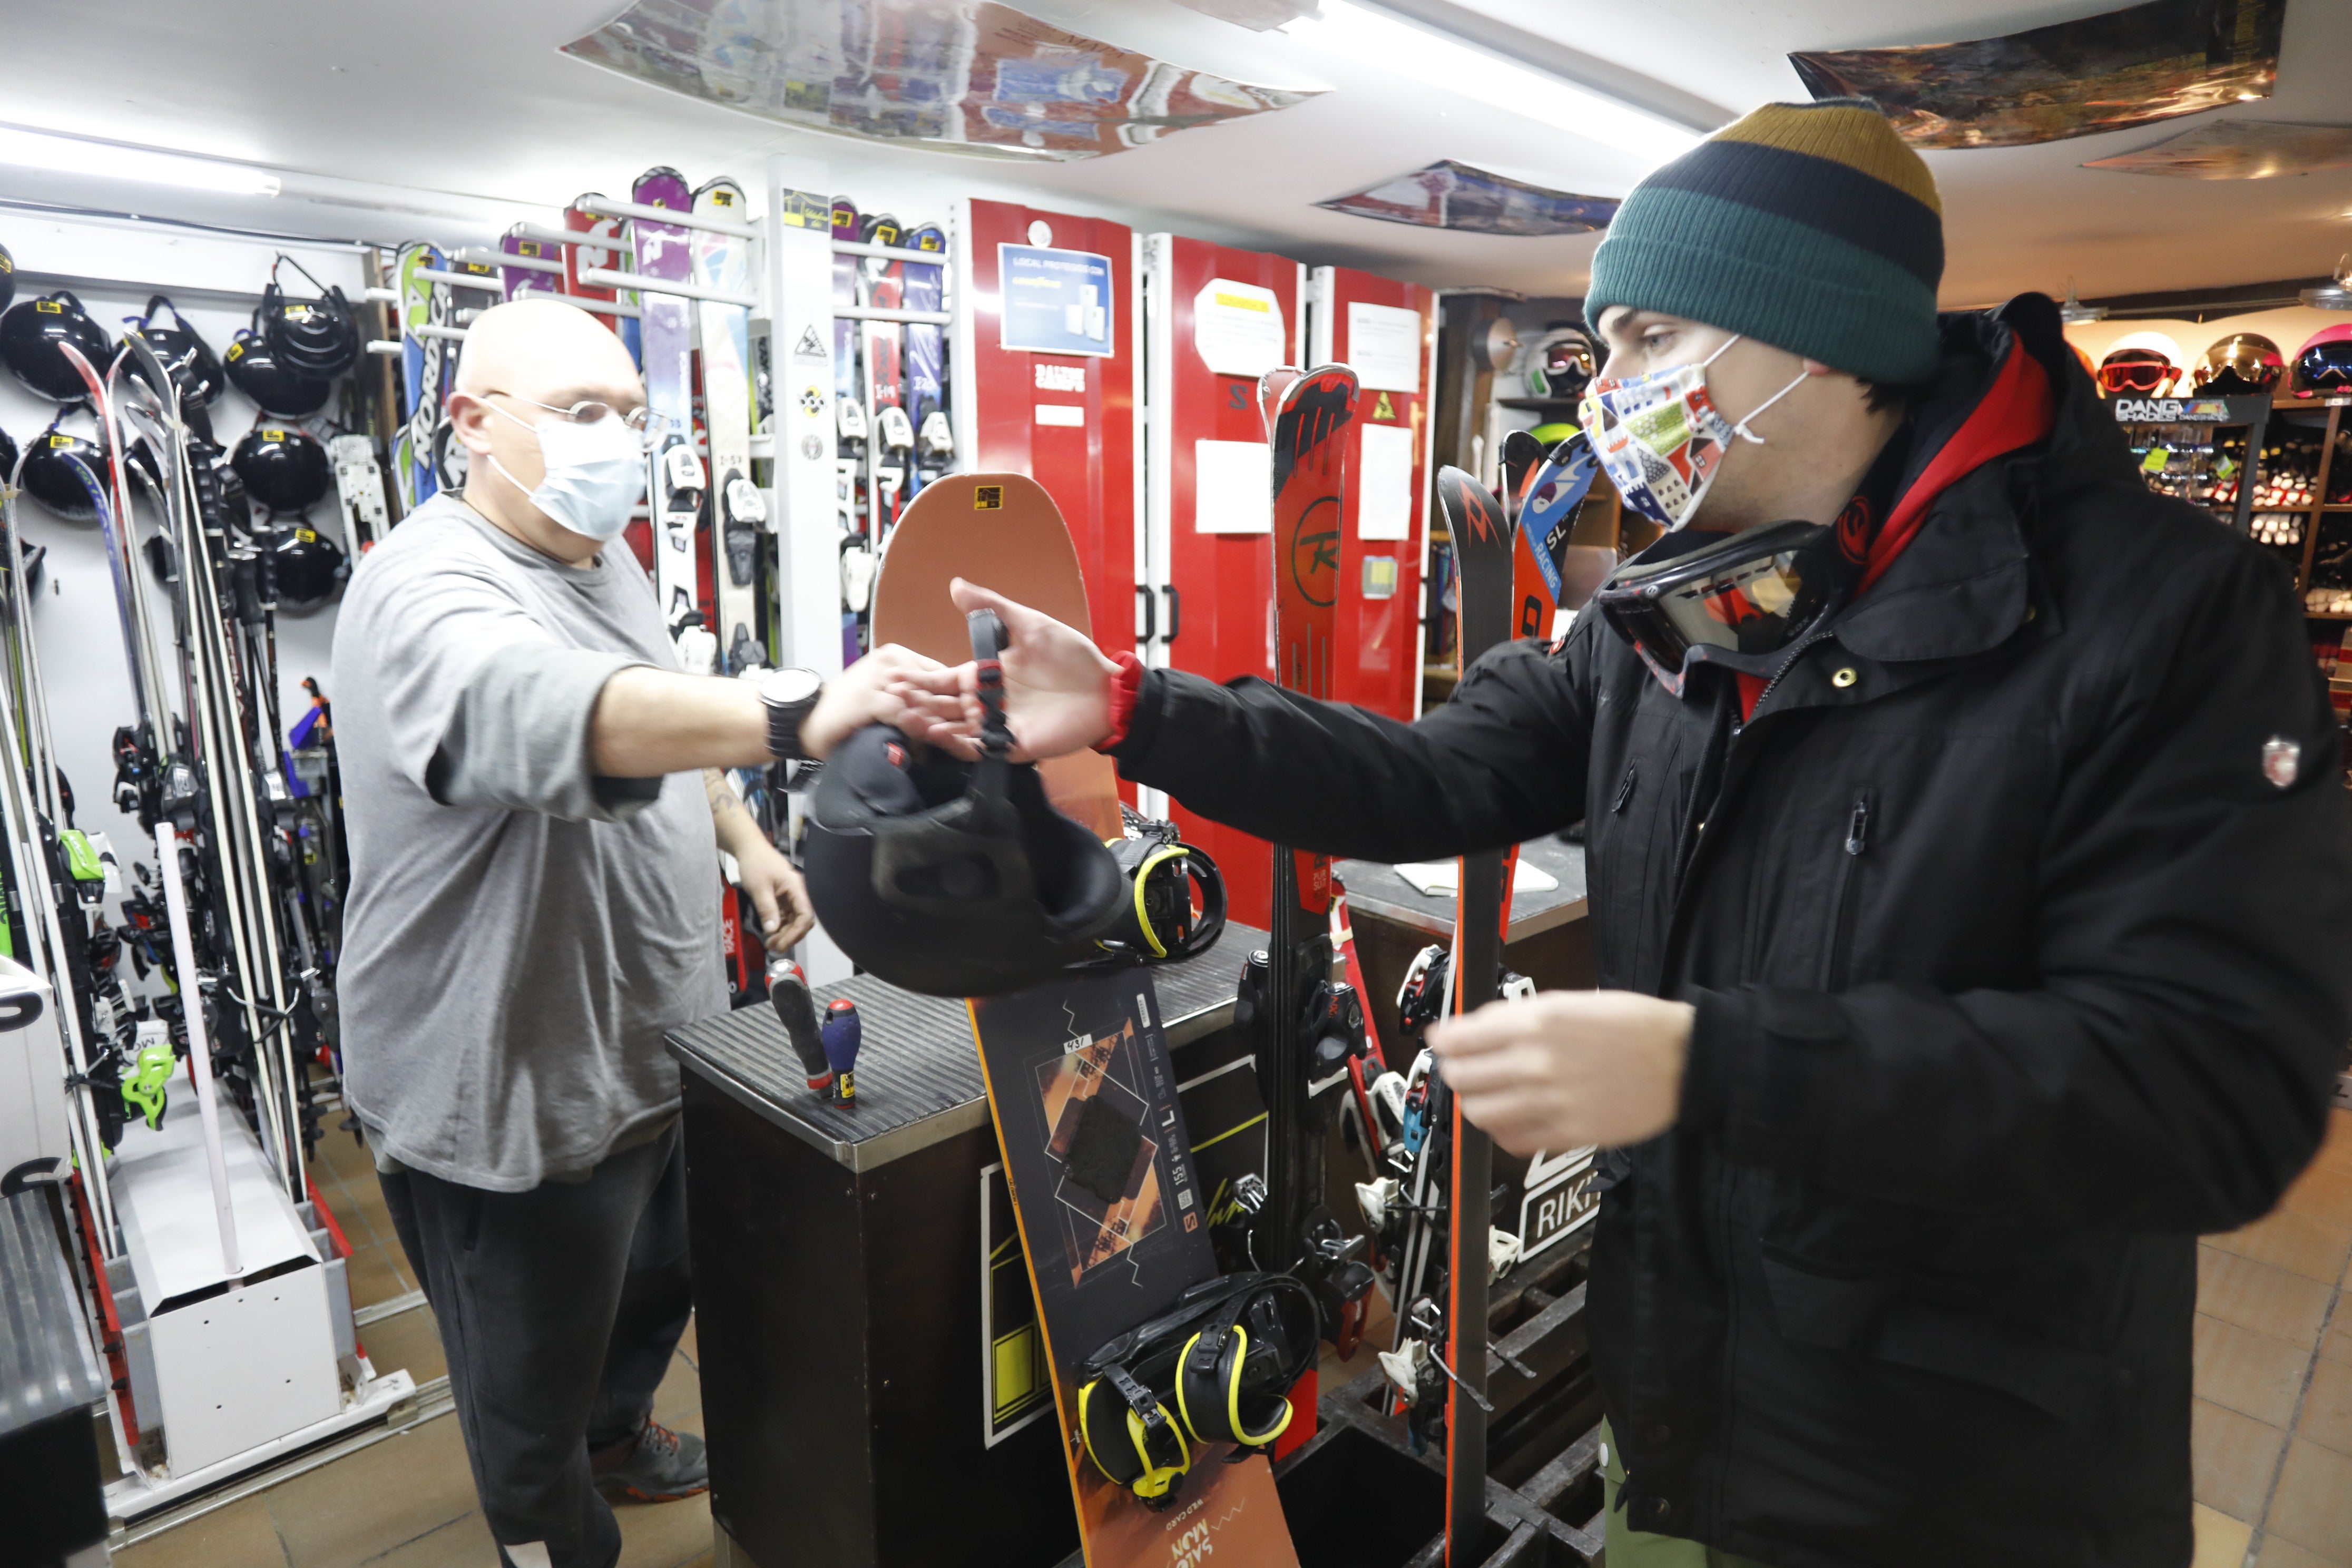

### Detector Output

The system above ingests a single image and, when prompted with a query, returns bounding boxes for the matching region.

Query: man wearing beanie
[903,100,2352,1566]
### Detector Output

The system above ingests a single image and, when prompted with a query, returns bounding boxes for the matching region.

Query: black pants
[378,1124,692,1568]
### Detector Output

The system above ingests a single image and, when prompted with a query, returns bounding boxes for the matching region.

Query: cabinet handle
[1135,584,1155,645]
[1161,586,1180,644]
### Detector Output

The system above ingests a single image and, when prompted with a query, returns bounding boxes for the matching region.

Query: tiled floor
[2192,1105,2352,1567]
[118,1105,2352,1567]
[115,1125,714,1568]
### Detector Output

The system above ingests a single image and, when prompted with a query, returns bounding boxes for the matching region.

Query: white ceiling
[2,0,2347,307]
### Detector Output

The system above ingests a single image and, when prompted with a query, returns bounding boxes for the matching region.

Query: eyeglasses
[483,390,656,432]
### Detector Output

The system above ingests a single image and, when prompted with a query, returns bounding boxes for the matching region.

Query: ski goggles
[1592,520,1838,696]
[2094,353,2177,396]
[2295,341,2352,396]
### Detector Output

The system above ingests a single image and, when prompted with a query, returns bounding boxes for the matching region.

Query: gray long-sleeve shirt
[331,494,723,1191]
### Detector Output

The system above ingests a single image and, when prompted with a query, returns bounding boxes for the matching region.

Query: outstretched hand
[884,579,1122,762]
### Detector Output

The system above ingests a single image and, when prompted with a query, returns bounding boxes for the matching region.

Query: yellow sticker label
[0,254,13,272]
[711,190,735,208]
[47,434,71,447]
[263,428,287,440]
[1213,292,1270,313]
[975,485,1005,510]
[35,300,61,313]
[1373,391,1397,422]
[296,528,318,543]
[227,342,244,360]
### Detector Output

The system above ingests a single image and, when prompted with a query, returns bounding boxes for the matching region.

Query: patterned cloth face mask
[1576,335,1808,532]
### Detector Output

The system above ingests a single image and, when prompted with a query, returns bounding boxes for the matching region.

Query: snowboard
[1432,464,1520,1559]
[874,473,1296,1568]
[632,168,705,658]
[691,177,764,678]
[968,975,1299,1568]
[868,471,1123,842]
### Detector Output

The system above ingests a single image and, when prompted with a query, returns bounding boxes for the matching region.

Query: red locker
[954,198,1139,662]
[1311,267,1434,723]
[1144,234,1306,929]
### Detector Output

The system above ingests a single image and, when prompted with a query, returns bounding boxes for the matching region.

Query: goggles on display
[1592,520,1842,697]
[2295,340,2352,397]
[2094,351,2177,396]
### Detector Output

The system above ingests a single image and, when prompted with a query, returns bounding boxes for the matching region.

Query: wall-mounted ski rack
[832,238,946,265]
[573,194,760,240]
[837,303,953,326]
[574,266,760,310]
[452,246,565,275]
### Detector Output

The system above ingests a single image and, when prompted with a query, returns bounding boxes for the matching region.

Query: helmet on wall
[120,295,228,408]
[0,291,114,403]
[17,419,109,522]
[2096,330,2188,396]
[1524,326,1598,400]
[2289,325,2352,400]
[231,425,332,513]
[2192,332,2285,397]
[224,317,334,418]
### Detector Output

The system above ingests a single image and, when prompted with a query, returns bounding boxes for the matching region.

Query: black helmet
[1,291,113,403]
[120,296,227,408]
[803,611,1125,997]
[259,257,359,380]
[1525,325,1596,400]
[224,319,332,418]
[270,521,348,611]
[232,425,331,513]
[0,426,15,484]
[0,242,15,315]
[18,420,108,522]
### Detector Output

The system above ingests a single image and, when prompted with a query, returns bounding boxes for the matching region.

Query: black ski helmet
[803,611,1125,997]
[18,420,108,522]
[259,257,359,380]
[224,319,333,418]
[120,296,227,408]
[232,425,331,513]
[0,426,15,485]
[270,521,348,611]
[1,291,113,403]
[1525,325,1597,400]
[0,242,15,315]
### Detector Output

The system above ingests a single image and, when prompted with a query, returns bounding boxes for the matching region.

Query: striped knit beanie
[1583,99,1944,386]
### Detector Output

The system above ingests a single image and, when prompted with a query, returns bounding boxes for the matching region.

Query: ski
[901,221,950,499]
[630,168,708,664]
[1255,364,1379,1372]
[393,242,439,512]
[1512,432,1602,643]
[498,224,564,301]
[691,177,765,678]
[859,212,906,552]
[1433,464,1520,1561]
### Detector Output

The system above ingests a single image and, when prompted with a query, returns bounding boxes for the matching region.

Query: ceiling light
[1284,2,1702,162]
[0,125,280,198]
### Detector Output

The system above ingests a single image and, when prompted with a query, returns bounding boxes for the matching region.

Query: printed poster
[1346,301,1423,394]
[563,0,1320,161]
[1318,159,1620,237]
[1789,0,2285,149]
[1192,279,1288,378]
[999,243,1114,355]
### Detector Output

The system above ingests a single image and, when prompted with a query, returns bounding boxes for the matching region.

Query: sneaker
[590,1418,709,1503]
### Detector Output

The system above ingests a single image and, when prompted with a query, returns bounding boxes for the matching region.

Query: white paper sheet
[1347,301,1424,392]
[1393,860,1560,898]
[1194,439,1272,533]
[1034,403,1085,426]
[1357,422,1415,541]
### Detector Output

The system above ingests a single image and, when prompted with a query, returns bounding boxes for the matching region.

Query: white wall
[1,213,357,906]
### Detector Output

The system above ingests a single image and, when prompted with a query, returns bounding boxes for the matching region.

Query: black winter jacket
[1109,297,2352,1567]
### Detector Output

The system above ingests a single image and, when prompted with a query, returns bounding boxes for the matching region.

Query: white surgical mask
[486,401,646,541]
[1576,335,1808,533]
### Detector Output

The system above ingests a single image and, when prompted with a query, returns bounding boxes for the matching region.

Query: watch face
[766,667,821,704]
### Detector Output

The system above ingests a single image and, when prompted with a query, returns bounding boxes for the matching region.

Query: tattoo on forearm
[705,768,753,843]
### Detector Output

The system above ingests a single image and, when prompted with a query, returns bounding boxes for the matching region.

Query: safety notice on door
[1192,278,1287,378]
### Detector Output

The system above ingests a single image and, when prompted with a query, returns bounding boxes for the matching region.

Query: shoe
[590,1418,709,1503]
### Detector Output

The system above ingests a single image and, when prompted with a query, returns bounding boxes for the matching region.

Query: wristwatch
[758,667,824,761]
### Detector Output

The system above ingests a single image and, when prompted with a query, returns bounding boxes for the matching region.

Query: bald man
[332,300,941,1568]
